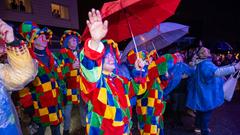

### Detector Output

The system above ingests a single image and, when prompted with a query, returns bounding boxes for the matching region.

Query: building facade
[0,0,79,29]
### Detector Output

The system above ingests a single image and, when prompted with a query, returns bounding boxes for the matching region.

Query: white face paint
[103,53,116,73]
[34,34,48,50]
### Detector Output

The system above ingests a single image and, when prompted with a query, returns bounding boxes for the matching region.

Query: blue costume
[0,82,22,135]
[163,62,193,97]
[186,59,225,111]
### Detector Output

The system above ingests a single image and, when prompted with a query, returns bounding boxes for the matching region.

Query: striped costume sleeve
[155,53,178,75]
[0,40,37,91]
[79,39,105,94]
[127,66,148,105]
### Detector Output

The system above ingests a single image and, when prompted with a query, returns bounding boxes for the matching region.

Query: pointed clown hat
[60,30,81,47]
[102,39,121,64]
[19,21,53,48]
[18,21,39,42]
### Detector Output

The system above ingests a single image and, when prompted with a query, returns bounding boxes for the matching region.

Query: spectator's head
[197,47,211,59]
[175,52,184,62]
[20,1,23,5]
[226,52,233,60]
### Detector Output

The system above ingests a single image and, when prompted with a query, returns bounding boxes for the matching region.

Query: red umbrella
[82,0,181,43]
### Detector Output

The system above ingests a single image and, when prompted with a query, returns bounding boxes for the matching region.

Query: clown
[128,49,180,135]
[57,30,86,134]
[79,9,148,135]
[0,19,37,135]
[17,22,65,135]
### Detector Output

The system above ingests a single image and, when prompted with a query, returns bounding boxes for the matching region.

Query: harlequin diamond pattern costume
[17,22,65,127]
[128,49,179,135]
[79,39,147,135]
[57,30,82,105]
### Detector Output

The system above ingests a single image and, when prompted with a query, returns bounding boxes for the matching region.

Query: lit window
[5,0,32,13]
[51,3,69,20]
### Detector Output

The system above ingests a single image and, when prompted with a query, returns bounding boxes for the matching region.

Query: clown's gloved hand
[0,19,14,43]
[87,9,108,50]
[135,58,146,71]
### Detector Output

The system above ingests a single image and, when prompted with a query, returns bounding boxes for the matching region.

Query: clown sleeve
[0,40,38,91]
[53,49,72,77]
[127,65,148,106]
[163,62,194,97]
[155,53,179,76]
[126,50,148,104]
[79,39,105,94]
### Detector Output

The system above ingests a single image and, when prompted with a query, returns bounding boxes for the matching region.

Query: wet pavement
[164,91,240,135]
[21,91,240,135]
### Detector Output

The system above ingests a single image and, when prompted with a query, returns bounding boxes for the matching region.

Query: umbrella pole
[120,1,139,58]
[127,22,139,58]
[151,42,160,58]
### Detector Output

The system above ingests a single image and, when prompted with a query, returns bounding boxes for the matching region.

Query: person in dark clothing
[10,0,17,10]
[19,1,26,12]
[169,78,188,127]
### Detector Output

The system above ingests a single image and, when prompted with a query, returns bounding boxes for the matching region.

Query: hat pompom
[18,21,38,41]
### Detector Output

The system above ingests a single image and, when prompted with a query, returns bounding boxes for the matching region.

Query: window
[5,0,32,13]
[51,3,69,20]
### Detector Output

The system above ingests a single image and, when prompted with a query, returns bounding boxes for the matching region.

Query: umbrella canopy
[216,41,233,52]
[121,22,189,61]
[82,0,181,42]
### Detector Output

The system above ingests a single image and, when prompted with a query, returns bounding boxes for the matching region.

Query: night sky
[78,0,240,50]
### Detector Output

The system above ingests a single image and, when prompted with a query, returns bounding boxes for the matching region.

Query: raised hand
[86,9,108,43]
[135,58,146,70]
[0,19,14,43]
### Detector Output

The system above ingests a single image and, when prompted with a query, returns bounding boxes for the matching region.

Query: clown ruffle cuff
[6,39,25,47]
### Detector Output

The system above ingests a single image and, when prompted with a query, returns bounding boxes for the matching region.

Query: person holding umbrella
[127,49,181,135]
[79,9,148,135]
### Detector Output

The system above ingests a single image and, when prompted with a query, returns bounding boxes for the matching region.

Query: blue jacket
[186,59,224,111]
[163,62,193,97]
[0,82,22,135]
